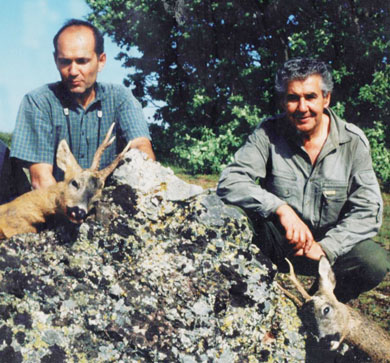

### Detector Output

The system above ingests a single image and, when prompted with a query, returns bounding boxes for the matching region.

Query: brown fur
[0,123,131,240]
[280,257,390,362]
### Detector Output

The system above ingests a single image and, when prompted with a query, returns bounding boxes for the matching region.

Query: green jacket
[217,108,383,263]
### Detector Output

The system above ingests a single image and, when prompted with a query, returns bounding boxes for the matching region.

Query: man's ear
[323,92,331,108]
[97,52,106,72]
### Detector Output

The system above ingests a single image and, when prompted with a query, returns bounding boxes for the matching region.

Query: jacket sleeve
[217,124,286,217]
[319,137,383,264]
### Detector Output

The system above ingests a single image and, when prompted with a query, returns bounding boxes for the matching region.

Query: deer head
[56,123,131,224]
[279,257,350,350]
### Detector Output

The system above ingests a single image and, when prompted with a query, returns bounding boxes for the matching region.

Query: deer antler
[285,258,312,302]
[276,282,304,307]
[98,139,132,180]
[90,123,116,171]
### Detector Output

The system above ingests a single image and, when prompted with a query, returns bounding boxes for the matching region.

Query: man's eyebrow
[286,94,300,99]
[57,57,71,62]
[286,92,318,98]
[57,57,91,62]
[305,92,318,98]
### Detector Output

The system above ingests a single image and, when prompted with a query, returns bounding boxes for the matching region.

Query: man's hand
[294,241,326,261]
[29,163,56,190]
[276,204,314,254]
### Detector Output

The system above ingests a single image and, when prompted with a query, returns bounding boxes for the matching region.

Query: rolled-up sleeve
[115,86,151,142]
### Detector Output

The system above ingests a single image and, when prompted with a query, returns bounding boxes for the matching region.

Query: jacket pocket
[267,172,298,202]
[318,183,348,228]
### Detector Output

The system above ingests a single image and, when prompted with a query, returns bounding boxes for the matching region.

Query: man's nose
[298,98,308,112]
[69,62,79,76]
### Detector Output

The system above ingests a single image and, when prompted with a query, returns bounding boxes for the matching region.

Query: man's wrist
[275,203,289,217]
[29,163,55,189]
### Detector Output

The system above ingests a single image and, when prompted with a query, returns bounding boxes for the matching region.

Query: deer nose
[67,206,87,223]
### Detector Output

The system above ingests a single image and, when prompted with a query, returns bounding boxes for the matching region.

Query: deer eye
[322,306,331,316]
[71,180,79,189]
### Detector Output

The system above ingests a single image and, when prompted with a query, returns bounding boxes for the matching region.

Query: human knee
[356,247,390,286]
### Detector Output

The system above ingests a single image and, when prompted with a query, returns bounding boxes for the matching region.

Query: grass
[163,164,220,190]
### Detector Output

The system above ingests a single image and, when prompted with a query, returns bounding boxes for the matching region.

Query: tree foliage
[87,0,390,177]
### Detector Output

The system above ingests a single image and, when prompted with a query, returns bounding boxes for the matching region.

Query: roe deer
[0,123,131,240]
[278,257,390,362]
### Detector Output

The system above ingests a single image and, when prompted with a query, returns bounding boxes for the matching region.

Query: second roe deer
[0,123,131,240]
[278,257,390,362]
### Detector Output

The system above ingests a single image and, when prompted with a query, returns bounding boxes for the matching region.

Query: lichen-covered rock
[0,150,307,362]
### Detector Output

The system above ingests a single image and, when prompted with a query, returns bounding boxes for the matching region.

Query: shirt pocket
[267,171,298,203]
[318,182,348,228]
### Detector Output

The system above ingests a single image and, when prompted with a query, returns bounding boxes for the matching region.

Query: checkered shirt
[11,82,151,180]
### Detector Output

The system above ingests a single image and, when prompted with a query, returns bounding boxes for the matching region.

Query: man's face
[54,26,106,97]
[282,75,331,137]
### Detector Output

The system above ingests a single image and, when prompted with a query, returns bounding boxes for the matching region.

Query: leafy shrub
[170,123,241,174]
[364,121,390,188]
[0,132,12,147]
[155,101,264,175]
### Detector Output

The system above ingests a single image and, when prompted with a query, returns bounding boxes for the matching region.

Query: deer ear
[56,140,82,174]
[318,256,336,293]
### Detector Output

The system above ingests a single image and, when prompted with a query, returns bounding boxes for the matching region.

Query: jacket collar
[326,108,351,145]
[280,107,351,148]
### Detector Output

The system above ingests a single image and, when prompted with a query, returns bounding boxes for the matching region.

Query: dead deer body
[278,257,390,362]
[0,123,131,240]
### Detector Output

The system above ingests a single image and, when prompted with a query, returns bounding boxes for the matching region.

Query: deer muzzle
[66,206,87,223]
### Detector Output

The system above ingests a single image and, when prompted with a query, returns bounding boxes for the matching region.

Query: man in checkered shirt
[11,19,155,190]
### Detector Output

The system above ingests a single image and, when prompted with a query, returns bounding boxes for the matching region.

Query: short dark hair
[53,19,104,57]
[275,58,334,96]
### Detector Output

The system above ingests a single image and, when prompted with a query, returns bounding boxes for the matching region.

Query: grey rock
[0,150,310,362]
[113,149,204,201]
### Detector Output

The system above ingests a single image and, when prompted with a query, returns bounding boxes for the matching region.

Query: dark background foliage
[87,0,390,177]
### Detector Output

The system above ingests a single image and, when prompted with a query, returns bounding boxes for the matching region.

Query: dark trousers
[247,212,390,302]
[0,141,30,204]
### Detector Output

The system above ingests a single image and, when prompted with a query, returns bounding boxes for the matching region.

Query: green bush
[171,124,240,174]
[364,121,390,188]
[156,101,264,175]
[0,132,12,147]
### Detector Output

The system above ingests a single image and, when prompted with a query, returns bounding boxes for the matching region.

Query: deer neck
[28,182,67,217]
[346,307,390,361]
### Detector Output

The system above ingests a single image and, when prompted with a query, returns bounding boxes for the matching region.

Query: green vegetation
[87,0,390,179]
[165,163,220,189]
[0,132,12,147]
[364,122,390,191]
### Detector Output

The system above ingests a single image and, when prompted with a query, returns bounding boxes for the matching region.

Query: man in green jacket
[217,58,389,302]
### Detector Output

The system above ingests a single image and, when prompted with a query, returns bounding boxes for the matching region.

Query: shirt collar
[93,82,106,102]
[57,81,106,110]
